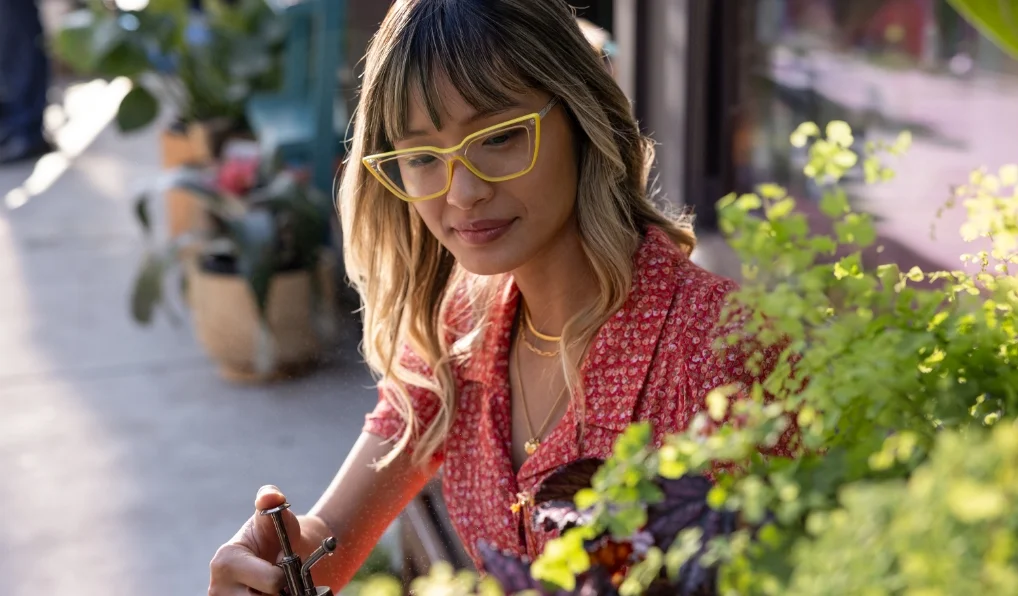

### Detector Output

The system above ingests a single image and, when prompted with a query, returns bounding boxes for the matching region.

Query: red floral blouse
[363,226,781,569]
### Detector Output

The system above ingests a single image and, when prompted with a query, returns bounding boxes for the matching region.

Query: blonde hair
[338,0,696,468]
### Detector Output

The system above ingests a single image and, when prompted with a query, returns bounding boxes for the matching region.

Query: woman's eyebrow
[400,102,522,142]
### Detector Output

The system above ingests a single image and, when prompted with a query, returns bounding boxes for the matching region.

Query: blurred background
[0,0,1016,594]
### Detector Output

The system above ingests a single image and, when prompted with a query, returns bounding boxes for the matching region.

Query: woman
[208,1,782,593]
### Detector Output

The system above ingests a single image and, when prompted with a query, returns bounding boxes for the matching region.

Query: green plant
[54,0,286,132]
[129,163,334,372]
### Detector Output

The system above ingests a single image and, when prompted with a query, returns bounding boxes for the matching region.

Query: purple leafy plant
[478,459,746,595]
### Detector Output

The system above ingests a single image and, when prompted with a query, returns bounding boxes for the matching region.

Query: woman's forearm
[299,431,439,590]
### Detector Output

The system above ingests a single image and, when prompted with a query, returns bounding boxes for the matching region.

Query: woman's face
[393,80,579,276]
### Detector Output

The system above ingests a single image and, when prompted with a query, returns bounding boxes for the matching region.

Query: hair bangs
[378,0,535,146]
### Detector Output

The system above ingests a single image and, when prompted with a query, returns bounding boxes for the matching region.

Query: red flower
[216,157,260,196]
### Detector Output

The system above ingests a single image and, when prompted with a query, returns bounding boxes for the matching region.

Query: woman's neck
[512,220,598,338]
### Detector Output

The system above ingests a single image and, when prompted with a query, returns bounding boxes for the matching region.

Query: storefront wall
[612,0,1016,270]
[613,0,694,218]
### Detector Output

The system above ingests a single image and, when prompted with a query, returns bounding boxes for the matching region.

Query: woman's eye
[483,129,521,147]
[405,154,437,168]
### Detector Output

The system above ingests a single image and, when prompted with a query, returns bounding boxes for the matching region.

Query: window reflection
[737,0,1018,269]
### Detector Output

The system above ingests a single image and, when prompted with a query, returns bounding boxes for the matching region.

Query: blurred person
[207,1,792,594]
[0,0,52,164]
[577,17,617,79]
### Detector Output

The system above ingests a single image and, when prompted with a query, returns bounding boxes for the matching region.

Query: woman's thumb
[252,485,302,559]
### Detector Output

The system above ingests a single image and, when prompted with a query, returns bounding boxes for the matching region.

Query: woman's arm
[297,431,441,590]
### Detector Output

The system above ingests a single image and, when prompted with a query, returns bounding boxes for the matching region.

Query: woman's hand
[208,485,299,596]
[208,431,442,595]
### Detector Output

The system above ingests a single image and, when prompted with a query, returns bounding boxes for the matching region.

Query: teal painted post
[311,0,344,195]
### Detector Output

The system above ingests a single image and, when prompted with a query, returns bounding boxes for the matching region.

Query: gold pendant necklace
[514,326,568,456]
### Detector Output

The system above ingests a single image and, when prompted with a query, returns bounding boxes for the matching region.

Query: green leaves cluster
[534,118,1018,594]
[409,562,504,596]
[786,421,1018,594]
[695,120,1018,593]
[54,0,285,131]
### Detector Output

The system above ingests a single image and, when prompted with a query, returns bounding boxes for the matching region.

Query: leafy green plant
[54,0,286,132]
[129,163,333,372]
[629,124,1014,593]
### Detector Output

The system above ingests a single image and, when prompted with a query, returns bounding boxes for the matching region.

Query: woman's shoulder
[632,230,754,389]
[627,227,747,374]
[638,226,740,320]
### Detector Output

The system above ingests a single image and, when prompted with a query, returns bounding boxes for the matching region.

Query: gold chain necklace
[524,307,562,342]
[514,327,569,456]
[522,333,559,357]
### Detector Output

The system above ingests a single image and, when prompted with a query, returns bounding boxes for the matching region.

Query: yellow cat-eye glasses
[362,97,559,203]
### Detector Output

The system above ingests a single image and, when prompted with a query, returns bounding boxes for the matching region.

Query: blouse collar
[460,226,688,433]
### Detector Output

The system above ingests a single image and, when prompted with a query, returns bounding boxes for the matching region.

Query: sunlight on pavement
[1,380,144,595]
[4,77,131,210]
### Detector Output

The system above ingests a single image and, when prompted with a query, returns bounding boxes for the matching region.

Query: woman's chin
[454,255,518,277]
[449,243,523,277]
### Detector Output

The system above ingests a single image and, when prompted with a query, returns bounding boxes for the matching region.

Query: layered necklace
[514,305,569,456]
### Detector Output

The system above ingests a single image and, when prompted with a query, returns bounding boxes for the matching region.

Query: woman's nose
[445,160,493,210]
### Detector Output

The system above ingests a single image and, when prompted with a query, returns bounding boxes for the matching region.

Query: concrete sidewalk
[0,79,379,596]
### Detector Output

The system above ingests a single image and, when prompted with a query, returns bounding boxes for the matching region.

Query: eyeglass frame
[361,96,560,203]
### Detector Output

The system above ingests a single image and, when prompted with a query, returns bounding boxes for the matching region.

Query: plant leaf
[948,0,1018,59]
[98,42,151,78]
[130,253,164,325]
[645,499,709,550]
[229,209,278,318]
[534,458,605,504]
[134,193,152,235]
[644,475,720,558]
[53,10,100,74]
[476,542,548,594]
[656,475,714,505]
[116,85,160,133]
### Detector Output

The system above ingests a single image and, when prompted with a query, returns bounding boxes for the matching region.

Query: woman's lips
[453,218,517,245]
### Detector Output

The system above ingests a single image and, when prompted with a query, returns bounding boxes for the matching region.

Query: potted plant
[130,160,339,382]
[53,0,286,166]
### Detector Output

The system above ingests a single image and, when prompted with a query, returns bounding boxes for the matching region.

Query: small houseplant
[130,159,339,382]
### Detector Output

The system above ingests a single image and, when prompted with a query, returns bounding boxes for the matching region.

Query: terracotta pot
[160,126,198,169]
[166,187,211,239]
[159,119,231,168]
[187,253,338,383]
